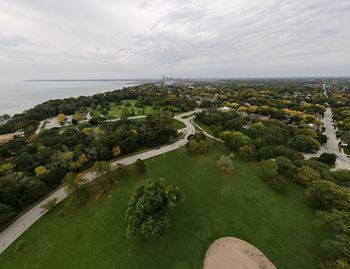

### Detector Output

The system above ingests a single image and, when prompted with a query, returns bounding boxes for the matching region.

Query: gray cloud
[0,0,349,80]
[0,33,29,47]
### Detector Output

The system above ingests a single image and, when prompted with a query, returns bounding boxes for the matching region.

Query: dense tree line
[0,114,177,227]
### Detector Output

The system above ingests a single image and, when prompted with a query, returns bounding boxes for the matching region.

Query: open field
[0,143,326,269]
[92,100,154,118]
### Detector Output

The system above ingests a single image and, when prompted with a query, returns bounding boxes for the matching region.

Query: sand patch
[203,237,277,269]
[0,131,23,144]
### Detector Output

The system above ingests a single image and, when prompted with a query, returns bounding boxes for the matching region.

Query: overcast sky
[0,0,349,80]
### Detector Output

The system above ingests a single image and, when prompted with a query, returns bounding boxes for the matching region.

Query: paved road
[0,110,198,254]
[304,85,350,169]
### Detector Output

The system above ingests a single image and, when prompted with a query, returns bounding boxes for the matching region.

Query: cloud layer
[0,0,349,79]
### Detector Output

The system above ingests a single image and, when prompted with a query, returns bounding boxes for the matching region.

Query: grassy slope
[172,119,186,129]
[193,120,214,136]
[0,144,326,269]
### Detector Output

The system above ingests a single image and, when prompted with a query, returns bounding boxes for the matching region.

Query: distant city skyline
[0,0,349,81]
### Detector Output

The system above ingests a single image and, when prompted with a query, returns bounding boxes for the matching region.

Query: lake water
[0,80,142,116]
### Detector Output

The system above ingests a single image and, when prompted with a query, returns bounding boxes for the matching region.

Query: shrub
[292,135,321,153]
[135,158,146,174]
[319,153,337,166]
[217,155,234,176]
[238,144,256,161]
[294,159,330,174]
[275,156,295,179]
[294,166,321,186]
[186,139,208,154]
[317,210,350,264]
[0,203,17,226]
[320,260,350,269]
[305,180,350,211]
[41,198,58,211]
[260,159,287,191]
[324,170,350,187]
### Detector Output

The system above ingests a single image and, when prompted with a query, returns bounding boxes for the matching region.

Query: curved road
[0,110,198,254]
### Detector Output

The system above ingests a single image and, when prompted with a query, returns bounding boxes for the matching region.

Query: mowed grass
[92,100,154,118]
[0,143,327,269]
[194,120,214,136]
[172,119,186,129]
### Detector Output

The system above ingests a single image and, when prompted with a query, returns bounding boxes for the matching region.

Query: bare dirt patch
[203,237,277,269]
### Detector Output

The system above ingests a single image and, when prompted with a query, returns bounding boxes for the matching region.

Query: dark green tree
[125,179,181,240]
[135,159,146,174]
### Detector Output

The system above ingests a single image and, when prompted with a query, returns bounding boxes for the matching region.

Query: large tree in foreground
[125,178,181,240]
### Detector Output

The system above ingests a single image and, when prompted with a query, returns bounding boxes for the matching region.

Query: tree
[135,158,146,174]
[57,113,66,125]
[319,153,337,166]
[260,159,287,191]
[125,179,181,240]
[0,163,14,176]
[34,166,48,177]
[292,135,320,153]
[74,111,84,121]
[0,203,17,226]
[220,131,250,152]
[317,210,350,263]
[187,139,208,154]
[275,156,295,179]
[121,108,130,120]
[238,144,256,161]
[94,161,111,176]
[294,166,321,186]
[305,180,350,211]
[324,170,350,187]
[197,140,208,154]
[187,139,198,154]
[217,155,234,176]
[22,179,49,205]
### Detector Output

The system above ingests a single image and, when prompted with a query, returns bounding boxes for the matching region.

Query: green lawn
[194,120,214,136]
[0,144,327,269]
[92,100,155,118]
[172,119,186,130]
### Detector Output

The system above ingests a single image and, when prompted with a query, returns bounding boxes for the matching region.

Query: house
[218,106,231,112]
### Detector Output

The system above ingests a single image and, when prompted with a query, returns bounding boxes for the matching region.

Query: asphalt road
[304,106,350,169]
[0,110,197,254]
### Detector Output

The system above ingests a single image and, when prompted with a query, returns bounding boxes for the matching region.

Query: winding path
[0,110,198,254]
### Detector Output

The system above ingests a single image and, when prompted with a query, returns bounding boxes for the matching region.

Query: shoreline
[0,80,144,116]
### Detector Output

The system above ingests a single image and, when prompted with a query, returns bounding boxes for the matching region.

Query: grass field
[193,120,214,136]
[92,100,155,118]
[172,119,186,129]
[0,143,327,269]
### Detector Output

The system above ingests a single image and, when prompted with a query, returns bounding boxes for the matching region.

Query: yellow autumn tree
[74,111,84,121]
[35,166,48,176]
[57,113,65,125]
[112,146,121,158]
